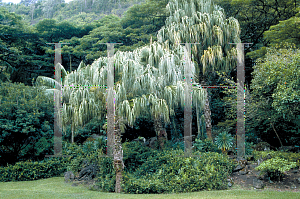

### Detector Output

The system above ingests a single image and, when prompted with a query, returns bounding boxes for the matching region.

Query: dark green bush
[122,141,158,173]
[62,137,107,173]
[245,141,255,155]
[63,118,107,144]
[0,82,55,166]
[0,140,96,182]
[0,157,68,182]
[95,156,115,192]
[62,140,116,192]
[164,139,184,151]
[122,149,235,194]
[193,138,222,153]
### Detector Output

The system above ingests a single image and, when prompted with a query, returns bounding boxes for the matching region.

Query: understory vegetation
[1,138,300,194]
[0,138,236,193]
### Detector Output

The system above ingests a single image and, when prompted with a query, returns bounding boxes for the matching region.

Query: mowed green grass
[0,177,299,199]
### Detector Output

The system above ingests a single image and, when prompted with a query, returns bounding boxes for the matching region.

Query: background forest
[0,0,300,193]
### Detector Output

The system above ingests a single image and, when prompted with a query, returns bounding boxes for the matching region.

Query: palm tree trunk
[196,101,201,138]
[114,116,124,193]
[204,89,213,140]
[71,128,74,143]
[115,169,122,193]
[154,115,167,149]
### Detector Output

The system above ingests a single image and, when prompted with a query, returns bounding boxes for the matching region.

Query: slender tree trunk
[69,54,72,72]
[196,101,201,138]
[204,88,213,140]
[31,5,34,21]
[271,122,283,147]
[172,116,177,138]
[71,128,74,143]
[154,115,167,149]
[114,116,124,193]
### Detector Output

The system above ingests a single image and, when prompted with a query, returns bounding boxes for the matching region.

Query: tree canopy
[246,44,300,146]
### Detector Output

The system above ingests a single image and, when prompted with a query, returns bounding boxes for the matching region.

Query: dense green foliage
[253,150,300,181]
[122,150,235,193]
[0,82,54,166]
[214,0,300,86]
[0,7,54,84]
[0,158,67,182]
[62,117,106,144]
[193,138,222,153]
[255,157,297,181]
[0,1,166,85]
[247,44,300,146]
[253,150,300,168]
[62,139,107,174]
[31,139,233,193]
[214,0,300,47]
[61,139,117,192]
[2,0,146,23]
[59,0,169,66]
[122,141,159,173]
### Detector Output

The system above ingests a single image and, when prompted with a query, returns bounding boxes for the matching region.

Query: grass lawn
[0,177,299,199]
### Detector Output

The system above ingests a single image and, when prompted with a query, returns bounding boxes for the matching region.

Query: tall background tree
[157,0,241,140]
[248,44,300,146]
[213,0,300,86]
[0,81,54,166]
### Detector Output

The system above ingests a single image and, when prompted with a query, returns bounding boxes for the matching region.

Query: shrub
[62,140,236,193]
[61,139,236,193]
[255,157,297,181]
[253,150,300,168]
[0,157,68,182]
[95,155,115,192]
[165,139,184,151]
[122,141,158,173]
[193,138,222,153]
[245,141,255,155]
[62,140,116,192]
[63,140,106,175]
[81,137,106,156]
[122,149,235,194]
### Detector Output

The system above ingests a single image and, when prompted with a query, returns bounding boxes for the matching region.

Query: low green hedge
[0,139,105,182]
[0,158,67,182]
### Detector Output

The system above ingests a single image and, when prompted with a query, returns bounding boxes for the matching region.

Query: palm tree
[35,61,104,143]
[114,42,206,147]
[35,41,207,193]
[157,0,241,140]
